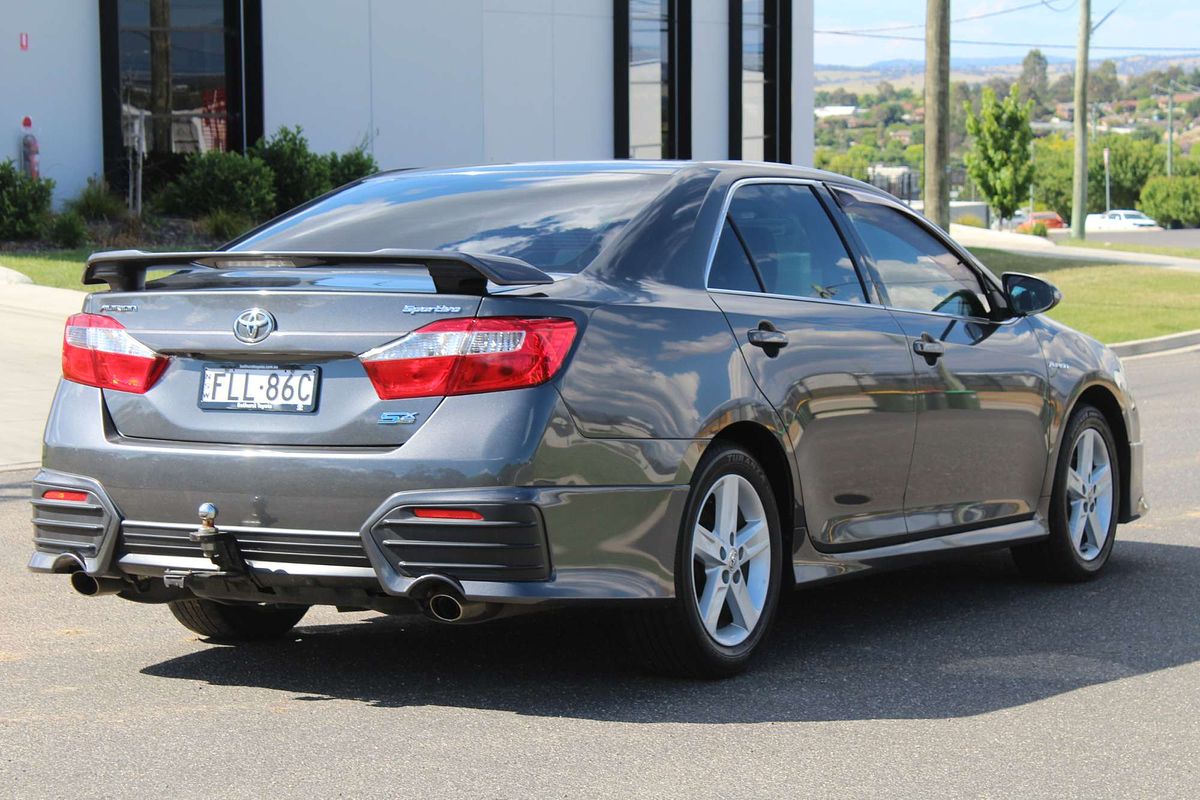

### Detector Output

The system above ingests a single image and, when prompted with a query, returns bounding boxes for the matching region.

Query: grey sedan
[28,161,1146,676]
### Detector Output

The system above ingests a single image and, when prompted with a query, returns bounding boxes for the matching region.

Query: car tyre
[168,598,309,642]
[1012,405,1120,582]
[628,442,783,678]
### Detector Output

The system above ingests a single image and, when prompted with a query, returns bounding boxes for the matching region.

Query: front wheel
[168,598,309,642]
[629,443,783,678]
[1012,405,1120,581]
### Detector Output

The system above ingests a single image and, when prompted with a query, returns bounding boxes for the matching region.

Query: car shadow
[141,539,1200,722]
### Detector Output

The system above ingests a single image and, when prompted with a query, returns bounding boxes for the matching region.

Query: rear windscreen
[230,168,673,274]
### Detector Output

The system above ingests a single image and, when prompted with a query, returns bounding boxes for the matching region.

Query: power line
[822,0,1073,35]
[814,29,1200,53]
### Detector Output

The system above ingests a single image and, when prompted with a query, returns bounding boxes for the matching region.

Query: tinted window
[837,191,991,317]
[719,184,865,303]
[232,169,672,274]
[709,219,762,293]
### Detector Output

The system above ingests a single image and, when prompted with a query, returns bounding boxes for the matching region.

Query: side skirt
[790,516,1049,587]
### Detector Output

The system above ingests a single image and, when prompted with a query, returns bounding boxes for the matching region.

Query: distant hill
[815,52,1200,95]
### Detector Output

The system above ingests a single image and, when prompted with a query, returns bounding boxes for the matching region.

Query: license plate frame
[198,365,321,413]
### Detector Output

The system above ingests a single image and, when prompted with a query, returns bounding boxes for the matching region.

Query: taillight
[62,313,169,394]
[360,317,576,400]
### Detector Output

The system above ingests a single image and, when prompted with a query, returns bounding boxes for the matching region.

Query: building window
[614,0,691,159]
[729,0,790,162]
[100,0,263,186]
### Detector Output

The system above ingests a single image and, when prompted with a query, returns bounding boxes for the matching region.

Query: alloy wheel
[1066,427,1115,561]
[690,473,772,647]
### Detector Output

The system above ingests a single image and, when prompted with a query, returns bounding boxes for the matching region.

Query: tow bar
[163,503,269,592]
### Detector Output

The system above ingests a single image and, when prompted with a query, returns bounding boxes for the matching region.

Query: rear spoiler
[83,249,556,294]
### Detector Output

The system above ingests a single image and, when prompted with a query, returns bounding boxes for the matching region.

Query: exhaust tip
[69,570,102,596]
[428,593,464,623]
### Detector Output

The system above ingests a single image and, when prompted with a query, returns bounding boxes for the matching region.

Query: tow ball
[164,503,263,590]
[189,502,254,574]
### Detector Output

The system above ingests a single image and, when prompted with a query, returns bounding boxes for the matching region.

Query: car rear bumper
[28,381,690,604]
[29,468,686,603]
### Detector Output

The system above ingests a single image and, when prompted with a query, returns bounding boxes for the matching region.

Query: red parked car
[1016,211,1066,233]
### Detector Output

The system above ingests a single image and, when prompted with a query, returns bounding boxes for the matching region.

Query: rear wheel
[629,443,783,678]
[1012,405,1119,581]
[168,598,308,642]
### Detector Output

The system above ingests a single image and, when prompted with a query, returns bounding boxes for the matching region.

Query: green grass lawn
[1055,238,1200,261]
[4,246,1199,344]
[0,249,95,291]
[969,247,1200,343]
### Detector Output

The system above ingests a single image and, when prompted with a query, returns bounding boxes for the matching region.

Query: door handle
[748,328,789,348]
[913,333,945,362]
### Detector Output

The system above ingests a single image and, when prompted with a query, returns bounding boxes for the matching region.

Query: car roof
[367,159,883,194]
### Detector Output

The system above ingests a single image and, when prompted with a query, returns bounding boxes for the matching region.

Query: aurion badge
[233,308,275,344]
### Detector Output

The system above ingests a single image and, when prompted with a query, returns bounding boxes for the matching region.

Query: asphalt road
[2,349,1198,799]
[1058,227,1200,250]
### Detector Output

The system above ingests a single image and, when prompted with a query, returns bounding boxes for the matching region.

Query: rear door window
[708,183,867,303]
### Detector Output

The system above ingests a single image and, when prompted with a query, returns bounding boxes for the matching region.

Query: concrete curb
[1110,329,1200,358]
[0,264,34,285]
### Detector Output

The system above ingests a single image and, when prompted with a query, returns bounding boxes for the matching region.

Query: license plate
[199,366,319,412]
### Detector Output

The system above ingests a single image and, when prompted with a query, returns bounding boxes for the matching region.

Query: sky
[815,0,1200,67]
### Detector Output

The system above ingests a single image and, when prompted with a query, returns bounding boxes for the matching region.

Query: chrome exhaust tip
[69,571,125,597]
[428,593,465,622]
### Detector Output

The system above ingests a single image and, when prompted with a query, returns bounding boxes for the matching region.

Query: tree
[964,85,1034,222]
[1087,134,1165,210]
[1018,49,1050,115]
[1049,73,1075,105]
[1089,60,1120,104]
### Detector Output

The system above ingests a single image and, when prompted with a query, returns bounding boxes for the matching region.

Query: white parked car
[1086,210,1162,232]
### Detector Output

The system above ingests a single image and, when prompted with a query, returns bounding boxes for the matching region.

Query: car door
[706,180,918,549]
[829,186,1051,536]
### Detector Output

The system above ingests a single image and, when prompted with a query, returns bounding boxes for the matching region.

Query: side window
[708,219,763,293]
[836,190,991,318]
[709,184,866,303]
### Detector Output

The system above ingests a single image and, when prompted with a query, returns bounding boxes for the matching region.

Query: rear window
[230,168,672,274]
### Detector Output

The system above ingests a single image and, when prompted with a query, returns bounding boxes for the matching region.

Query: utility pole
[1167,81,1174,177]
[1071,0,1090,239]
[924,0,950,230]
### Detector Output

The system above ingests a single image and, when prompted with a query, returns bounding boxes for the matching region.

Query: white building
[2,1,814,205]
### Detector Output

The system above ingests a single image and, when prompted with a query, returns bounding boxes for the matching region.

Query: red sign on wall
[19,33,29,51]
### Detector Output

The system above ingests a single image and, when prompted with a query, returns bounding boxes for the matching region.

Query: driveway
[0,285,85,469]
[1,347,1197,798]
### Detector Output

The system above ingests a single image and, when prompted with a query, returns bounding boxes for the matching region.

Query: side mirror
[1002,272,1061,317]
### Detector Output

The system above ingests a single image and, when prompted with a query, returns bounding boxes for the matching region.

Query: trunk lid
[87,268,483,446]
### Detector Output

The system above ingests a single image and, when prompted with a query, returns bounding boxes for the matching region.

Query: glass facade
[740,0,768,160]
[628,0,670,159]
[731,0,789,163]
[116,0,232,155]
[617,0,688,159]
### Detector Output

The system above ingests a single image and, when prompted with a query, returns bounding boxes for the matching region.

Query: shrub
[956,213,986,228]
[0,159,54,240]
[1140,176,1200,229]
[201,209,252,243]
[328,146,379,187]
[252,126,332,214]
[1029,221,1049,237]
[166,151,276,220]
[48,212,89,248]
[68,176,125,222]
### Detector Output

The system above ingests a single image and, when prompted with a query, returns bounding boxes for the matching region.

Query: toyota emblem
[233,308,276,344]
